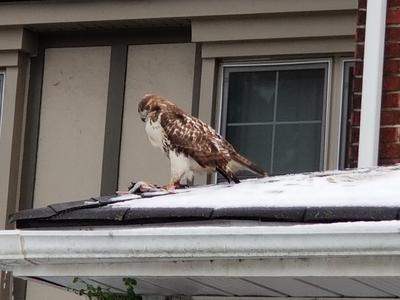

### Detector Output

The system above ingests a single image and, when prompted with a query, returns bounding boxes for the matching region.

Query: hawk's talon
[163,181,183,191]
[116,191,129,195]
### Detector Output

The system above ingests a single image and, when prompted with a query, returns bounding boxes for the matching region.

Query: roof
[3,165,400,297]
[11,164,400,228]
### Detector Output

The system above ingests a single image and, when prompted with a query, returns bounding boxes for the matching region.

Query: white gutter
[358,0,387,168]
[2,222,400,277]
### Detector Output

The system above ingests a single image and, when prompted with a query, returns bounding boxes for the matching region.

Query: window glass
[227,71,276,123]
[273,123,322,174]
[226,124,273,172]
[276,69,325,122]
[222,63,327,176]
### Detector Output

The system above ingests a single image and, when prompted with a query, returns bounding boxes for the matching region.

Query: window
[220,61,329,177]
[339,61,354,169]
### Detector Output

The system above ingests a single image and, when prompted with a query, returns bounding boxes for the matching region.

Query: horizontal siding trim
[192,12,356,43]
[0,51,19,67]
[0,0,357,27]
[201,37,355,58]
[0,28,36,53]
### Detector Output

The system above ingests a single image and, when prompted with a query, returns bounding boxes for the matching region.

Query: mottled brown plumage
[138,94,266,188]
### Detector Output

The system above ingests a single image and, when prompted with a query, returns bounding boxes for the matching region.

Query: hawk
[138,94,266,190]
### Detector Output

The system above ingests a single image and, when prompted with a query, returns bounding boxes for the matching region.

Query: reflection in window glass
[227,71,276,123]
[226,124,273,172]
[273,123,322,174]
[222,63,327,176]
[276,69,325,122]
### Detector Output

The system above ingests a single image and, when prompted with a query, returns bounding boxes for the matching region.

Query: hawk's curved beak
[139,110,147,122]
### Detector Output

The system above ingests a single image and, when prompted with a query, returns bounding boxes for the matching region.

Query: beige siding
[0,0,357,27]
[0,51,19,67]
[28,46,111,300]
[0,54,29,234]
[33,46,110,207]
[196,58,217,184]
[27,281,83,300]
[192,12,356,42]
[0,28,25,51]
[0,32,29,234]
[201,37,355,58]
[118,43,195,189]
[0,67,18,231]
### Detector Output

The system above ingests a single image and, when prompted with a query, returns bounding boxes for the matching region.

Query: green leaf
[70,277,142,300]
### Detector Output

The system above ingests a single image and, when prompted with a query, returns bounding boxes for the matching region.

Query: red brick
[382,93,400,107]
[345,160,358,168]
[359,0,367,9]
[379,142,400,158]
[356,28,365,44]
[385,43,400,58]
[387,8,400,24]
[383,76,400,91]
[384,59,400,74]
[354,61,364,76]
[352,127,360,141]
[351,111,361,126]
[353,94,362,109]
[388,0,400,8]
[348,145,359,161]
[353,77,363,93]
[381,110,400,125]
[386,27,400,41]
[380,126,400,142]
[357,9,367,25]
[379,158,400,165]
[355,43,364,58]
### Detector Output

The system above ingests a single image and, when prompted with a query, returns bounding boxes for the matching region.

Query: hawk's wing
[160,110,233,169]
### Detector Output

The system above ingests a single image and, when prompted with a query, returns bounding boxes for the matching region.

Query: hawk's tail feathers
[229,153,267,178]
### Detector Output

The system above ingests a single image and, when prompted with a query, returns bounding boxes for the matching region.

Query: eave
[2,165,400,297]
[2,221,400,276]
[3,222,400,297]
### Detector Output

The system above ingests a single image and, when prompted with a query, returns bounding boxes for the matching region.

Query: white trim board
[3,220,400,277]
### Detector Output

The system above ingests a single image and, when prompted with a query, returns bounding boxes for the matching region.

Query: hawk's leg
[164,180,182,191]
[164,172,188,191]
[166,151,189,190]
[217,166,240,184]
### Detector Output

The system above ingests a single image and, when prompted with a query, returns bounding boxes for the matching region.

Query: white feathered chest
[145,115,167,151]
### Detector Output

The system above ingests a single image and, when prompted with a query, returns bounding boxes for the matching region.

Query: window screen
[221,63,328,177]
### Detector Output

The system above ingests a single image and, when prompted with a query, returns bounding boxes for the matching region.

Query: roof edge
[2,221,400,275]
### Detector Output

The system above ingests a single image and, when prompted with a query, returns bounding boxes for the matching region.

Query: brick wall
[382,0,400,164]
[347,0,366,168]
[348,0,400,167]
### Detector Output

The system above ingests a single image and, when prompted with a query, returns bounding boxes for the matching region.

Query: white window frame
[338,59,355,169]
[215,59,333,177]
[0,71,5,137]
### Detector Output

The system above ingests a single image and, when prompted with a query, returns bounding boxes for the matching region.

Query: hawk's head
[138,94,177,122]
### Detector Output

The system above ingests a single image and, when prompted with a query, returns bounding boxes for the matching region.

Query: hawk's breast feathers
[144,113,169,154]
